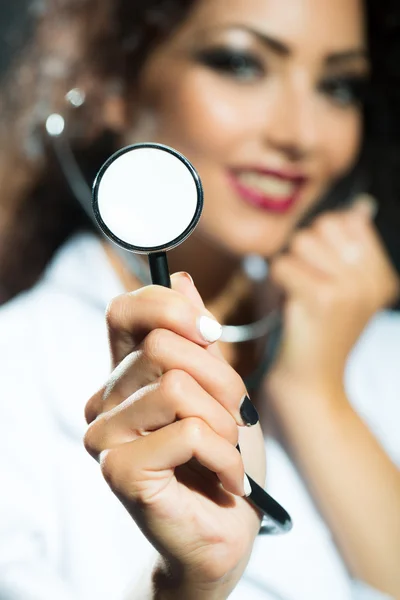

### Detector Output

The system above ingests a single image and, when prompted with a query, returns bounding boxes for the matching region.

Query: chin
[206,224,288,260]
[201,200,296,259]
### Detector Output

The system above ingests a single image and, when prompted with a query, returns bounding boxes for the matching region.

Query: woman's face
[127,0,369,258]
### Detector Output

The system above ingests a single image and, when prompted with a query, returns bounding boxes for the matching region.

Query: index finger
[106,276,222,367]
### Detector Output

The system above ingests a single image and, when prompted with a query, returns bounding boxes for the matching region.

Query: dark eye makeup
[319,74,369,107]
[193,47,265,80]
[192,45,368,107]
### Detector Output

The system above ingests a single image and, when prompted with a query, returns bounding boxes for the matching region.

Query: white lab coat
[0,233,397,600]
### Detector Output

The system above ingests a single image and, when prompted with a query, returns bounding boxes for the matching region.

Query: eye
[194,47,265,81]
[319,75,368,107]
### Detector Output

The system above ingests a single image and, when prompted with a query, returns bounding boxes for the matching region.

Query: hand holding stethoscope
[86,144,291,558]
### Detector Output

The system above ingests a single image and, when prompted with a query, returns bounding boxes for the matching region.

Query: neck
[102,236,281,381]
[168,231,240,304]
[102,232,279,328]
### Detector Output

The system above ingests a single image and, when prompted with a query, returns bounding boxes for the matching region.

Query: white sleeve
[346,312,399,600]
[351,580,393,600]
[345,311,400,467]
[0,351,83,600]
[0,567,78,600]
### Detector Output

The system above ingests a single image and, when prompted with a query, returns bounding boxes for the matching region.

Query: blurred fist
[268,196,400,394]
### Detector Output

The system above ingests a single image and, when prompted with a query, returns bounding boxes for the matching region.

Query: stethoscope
[92,142,292,536]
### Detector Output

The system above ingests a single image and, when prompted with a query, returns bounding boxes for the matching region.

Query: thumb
[351,193,378,220]
[171,272,206,309]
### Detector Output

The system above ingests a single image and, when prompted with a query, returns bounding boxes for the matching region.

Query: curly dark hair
[0,0,400,301]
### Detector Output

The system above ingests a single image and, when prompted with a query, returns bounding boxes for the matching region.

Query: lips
[228,168,307,214]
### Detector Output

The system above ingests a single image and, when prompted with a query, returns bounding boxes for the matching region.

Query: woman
[0,0,399,598]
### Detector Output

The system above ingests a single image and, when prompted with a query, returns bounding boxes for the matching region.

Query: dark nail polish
[240,395,259,426]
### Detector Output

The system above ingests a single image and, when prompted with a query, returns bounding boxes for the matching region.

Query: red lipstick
[228,167,307,214]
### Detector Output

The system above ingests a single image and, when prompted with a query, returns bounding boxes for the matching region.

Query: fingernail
[178,271,194,286]
[353,194,378,219]
[197,316,222,343]
[239,395,259,427]
[243,474,252,497]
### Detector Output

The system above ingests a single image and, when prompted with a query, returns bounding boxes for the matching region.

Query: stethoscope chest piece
[92,142,203,286]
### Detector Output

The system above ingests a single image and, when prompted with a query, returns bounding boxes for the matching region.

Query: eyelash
[318,76,368,107]
[195,48,264,81]
[194,47,368,107]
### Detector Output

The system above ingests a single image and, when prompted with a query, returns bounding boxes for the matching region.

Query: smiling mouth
[229,169,306,214]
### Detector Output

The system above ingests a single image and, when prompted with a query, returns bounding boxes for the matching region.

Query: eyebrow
[325,49,368,65]
[209,24,368,64]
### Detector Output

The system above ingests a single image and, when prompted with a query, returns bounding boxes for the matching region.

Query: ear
[102,88,127,133]
[98,79,156,143]
[100,83,149,140]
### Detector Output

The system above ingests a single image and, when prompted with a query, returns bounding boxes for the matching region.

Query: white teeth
[237,172,295,199]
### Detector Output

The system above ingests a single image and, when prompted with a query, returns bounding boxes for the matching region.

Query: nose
[262,73,318,162]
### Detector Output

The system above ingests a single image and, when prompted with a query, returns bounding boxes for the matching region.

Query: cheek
[322,111,363,180]
[142,70,256,161]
